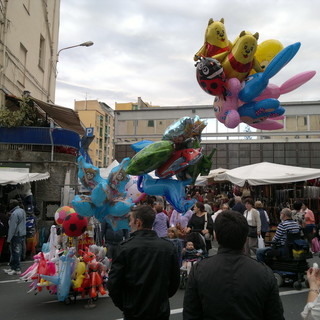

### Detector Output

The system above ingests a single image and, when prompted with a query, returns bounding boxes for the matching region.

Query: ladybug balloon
[196,57,226,97]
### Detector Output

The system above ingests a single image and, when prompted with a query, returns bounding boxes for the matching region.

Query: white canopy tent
[214,162,320,187]
[195,168,228,186]
[0,171,50,185]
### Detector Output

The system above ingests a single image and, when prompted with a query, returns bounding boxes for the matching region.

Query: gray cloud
[55,0,320,110]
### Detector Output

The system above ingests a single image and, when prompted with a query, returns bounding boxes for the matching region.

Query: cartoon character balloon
[73,157,133,231]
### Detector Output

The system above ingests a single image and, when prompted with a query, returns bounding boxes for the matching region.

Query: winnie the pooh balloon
[194,18,232,61]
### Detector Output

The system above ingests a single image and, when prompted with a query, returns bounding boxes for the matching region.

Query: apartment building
[75,99,114,168]
[0,0,60,106]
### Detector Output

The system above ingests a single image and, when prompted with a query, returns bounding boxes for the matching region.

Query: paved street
[0,252,317,320]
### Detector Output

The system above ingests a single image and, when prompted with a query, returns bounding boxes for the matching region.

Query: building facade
[75,100,115,168]
[0,0,60,106]
[114,101,320,169]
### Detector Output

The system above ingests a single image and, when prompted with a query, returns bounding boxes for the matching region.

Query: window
[38,35,45,70]
[147,120,154,127]
[17,43,27,87]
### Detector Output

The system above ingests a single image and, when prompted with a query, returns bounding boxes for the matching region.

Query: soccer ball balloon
[62,212,88,237]
[54,206,76,225]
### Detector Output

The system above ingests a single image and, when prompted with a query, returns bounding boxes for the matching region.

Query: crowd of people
[2,188,320,319]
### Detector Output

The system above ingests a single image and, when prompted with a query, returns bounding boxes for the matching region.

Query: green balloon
[126,140,174,175]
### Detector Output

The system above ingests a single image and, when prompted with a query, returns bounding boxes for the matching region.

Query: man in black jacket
[107,205,180,320]
[183,210,284,320]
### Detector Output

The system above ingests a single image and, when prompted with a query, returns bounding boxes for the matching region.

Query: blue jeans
[256,246,287,262]
[256,247,272,262]
[9,236,25,271]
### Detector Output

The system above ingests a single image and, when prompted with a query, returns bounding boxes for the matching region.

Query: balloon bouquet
[194,18,316,130]
[20,223,109,304]
[125,115,215,213]
[72,156,134,231]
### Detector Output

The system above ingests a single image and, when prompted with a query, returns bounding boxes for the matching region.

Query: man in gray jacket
[3,199,26,275]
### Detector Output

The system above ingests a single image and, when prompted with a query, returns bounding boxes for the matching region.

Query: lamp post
[57,40,94,62]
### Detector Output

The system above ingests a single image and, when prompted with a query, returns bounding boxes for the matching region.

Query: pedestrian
[3,199,26,275]
[152,203,169,238]
[107,205,180,320]
[185,202,213,254]
[255,200,270,239]
[101,218,128,260]
[243,198,261,256]
[183,210,284,320]
[232,196,246,214]
[301,264,320,319]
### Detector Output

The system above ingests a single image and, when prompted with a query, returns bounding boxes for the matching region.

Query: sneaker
[3,268,13,273]
[7,269,21,275]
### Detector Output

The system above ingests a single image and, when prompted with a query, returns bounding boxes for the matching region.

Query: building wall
[114,101,320,169]
[0,0,60,104]
[115,141,320,170]
[75,100,115,167]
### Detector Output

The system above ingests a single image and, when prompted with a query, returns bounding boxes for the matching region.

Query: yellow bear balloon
[194,18,232,61]
[250,39,284,74]
[72,261,86,289]
[215,31,263,81]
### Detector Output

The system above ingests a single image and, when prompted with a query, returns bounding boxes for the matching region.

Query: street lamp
[57,41,94,61]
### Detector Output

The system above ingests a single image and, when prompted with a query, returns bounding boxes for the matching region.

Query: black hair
[195,202,205,212]
[244,198,254,206]
[215,210,249,250]
[131,205,156,229]
[293,201,303,211]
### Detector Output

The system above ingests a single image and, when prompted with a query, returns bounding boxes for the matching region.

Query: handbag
[258,235,265,249]
[248,226,258,238]
[203,212,211,241]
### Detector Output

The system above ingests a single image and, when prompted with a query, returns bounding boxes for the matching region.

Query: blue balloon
[131,140,154,152]
[77,156,104,190]
[238,99,284,122]
[239,42,301,102]
[40,248,76,302]
[137,174,196,213]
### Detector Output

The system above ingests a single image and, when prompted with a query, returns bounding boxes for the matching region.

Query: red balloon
[62,212,88,237]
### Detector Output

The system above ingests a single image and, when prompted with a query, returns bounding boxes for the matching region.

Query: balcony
[0,126,80,156]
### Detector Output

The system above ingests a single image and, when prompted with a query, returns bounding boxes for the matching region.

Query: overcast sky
[55,0,320,110]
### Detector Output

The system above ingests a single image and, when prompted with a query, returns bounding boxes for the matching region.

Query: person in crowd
[107,205,180,320]
[302,202,316,243]
[167,226,183,266]
[232,196,246,214]
[211,203,229,224]
[169,209,193,239]
[256,208,300,263]
[180,241,203,271]
[243,198,261,256]
[0,204,9,259]
[255,200,270,239]
[101,217,128,260]
[183,210,284,320]
[301,264,320,319]
[203,200,213,215]
[3,199,26,275]
[152,203,169,238]
[292,200,304,226]
[185,202,213,253]
[193,191,203,203]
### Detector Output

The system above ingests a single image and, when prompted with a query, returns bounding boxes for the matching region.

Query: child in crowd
[181,241,203,273]
[167,227,184,266]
